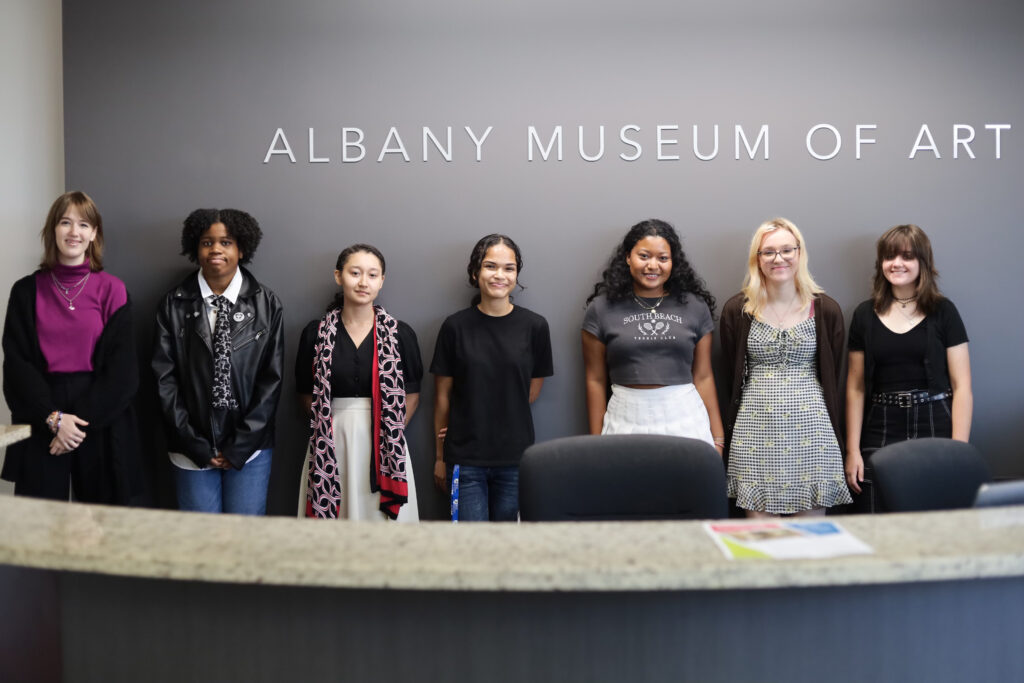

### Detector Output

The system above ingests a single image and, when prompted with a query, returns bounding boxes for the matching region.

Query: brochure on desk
[704,520,874,560]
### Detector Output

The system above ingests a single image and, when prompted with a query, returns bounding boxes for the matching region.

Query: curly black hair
[466,233,525,306]
[586,218,716,315]
[180,208,262,264]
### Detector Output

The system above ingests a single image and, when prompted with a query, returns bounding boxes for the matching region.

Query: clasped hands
[208,453,232,470]
[48,413,89,455]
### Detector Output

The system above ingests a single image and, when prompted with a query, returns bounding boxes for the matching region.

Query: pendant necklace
[895,294,918,309]
[51,270,91,311]
[766,294,800,329]
[895,301,920,327]
[633,293,666,312]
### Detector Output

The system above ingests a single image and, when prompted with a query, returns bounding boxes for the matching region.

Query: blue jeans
[175,449,272,515]
[454,465,519,522]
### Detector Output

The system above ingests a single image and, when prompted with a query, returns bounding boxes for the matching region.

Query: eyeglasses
[758,246,800,261]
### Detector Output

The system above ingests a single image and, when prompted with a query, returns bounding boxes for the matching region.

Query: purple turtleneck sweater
[35,263,128,373]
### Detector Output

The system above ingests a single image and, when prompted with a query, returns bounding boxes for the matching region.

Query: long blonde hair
[741,217,823,319]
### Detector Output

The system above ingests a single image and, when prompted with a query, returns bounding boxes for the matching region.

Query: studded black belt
[871,389,952,408]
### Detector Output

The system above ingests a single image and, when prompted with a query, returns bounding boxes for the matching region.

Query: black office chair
[974,480,1024,508]
[519,434,728,521]
[871,438,991,512]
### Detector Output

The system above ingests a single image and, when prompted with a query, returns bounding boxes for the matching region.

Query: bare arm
[433,375,453,492]
[692,333,724,456]
[947,342,972,442]
[528,378,544,404]
[405,392,420,424]
[581,330,608,435]
[845,350,866,493]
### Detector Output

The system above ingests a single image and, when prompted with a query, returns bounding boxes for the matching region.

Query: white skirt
[602,384,715,446]
[298,397,419,522]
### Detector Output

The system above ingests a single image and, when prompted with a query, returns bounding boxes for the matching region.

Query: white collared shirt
[197,266,244,334]
[169,268,262,471]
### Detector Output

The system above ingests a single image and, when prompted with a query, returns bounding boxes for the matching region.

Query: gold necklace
[633,294,666,312]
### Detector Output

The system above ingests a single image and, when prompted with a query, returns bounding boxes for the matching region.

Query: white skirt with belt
[299,397,419,522]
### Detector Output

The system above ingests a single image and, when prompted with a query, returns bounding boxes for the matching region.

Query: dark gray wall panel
[62,0,1024,516]
[0,566,61,683]
[59,572,1024,683]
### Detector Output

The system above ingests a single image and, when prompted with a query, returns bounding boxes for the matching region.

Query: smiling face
[475,243,518,303]
[757,229,799,285]
[626,235,672,296]
[197,222,242,281]
[335,249,385,307]
[54,206,98,266]
[881,242,921,292]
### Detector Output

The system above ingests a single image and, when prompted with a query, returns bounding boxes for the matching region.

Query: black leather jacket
[153,268,284,469]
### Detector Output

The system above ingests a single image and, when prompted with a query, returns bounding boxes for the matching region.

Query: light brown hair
[39,191,104,271]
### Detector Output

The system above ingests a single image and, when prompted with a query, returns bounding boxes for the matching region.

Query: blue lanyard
[450,464,460,522]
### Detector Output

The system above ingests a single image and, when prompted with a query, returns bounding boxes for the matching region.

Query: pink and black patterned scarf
[306,305,409,519]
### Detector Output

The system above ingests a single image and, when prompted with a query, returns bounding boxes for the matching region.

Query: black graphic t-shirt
[582,294,714,386]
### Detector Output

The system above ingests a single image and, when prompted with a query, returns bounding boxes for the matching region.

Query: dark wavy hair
[466,234,524,306]
[586,218,716,315]
[180,208,262,264]
[326,243,387,311]
[871,224,943,315]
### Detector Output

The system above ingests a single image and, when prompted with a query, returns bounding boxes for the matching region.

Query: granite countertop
[0,424,31,448]
[2,495,1023,591]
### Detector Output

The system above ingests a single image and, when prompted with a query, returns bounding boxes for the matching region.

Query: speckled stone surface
[0,424,30,448]
[1,495,1023,591]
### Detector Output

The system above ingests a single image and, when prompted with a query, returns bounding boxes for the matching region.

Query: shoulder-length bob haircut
[872,224,942,315]
[741,217,823,319]
[39,191,105,271]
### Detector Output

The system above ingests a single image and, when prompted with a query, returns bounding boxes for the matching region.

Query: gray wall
[61,0,1024,516]
[0,0,64,496]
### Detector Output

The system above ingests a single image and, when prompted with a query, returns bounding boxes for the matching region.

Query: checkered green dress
[726,317,851,513]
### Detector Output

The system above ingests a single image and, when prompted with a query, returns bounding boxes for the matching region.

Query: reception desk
[2,494,1023,682]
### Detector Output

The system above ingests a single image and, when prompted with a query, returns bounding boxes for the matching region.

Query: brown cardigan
[719,292,846,459]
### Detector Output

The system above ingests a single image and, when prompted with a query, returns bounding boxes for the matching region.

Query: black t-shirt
[869,316,928,392]
[848,298,969,396]
[430,305,554,467]
[294,316,423,397]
